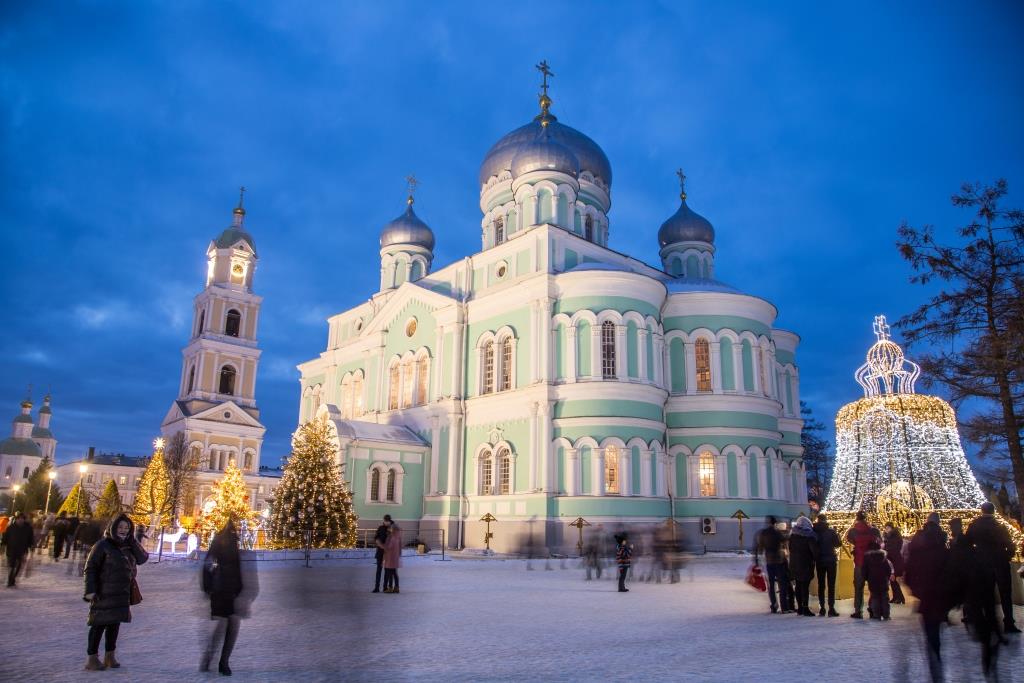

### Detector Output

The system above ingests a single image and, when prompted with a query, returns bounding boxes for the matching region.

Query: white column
[540,300,552,382]
[666,454,677,496]
[615,325,627,380]
[590,327,601,378]
[639,450,652,496]
[541,402,554,492]
[529,301,539,383]
[429,417,441,494]
[656,453,669,496]
[716,454,728,498]
[549,193,558,223]
[434,326,445,399]
[567,326,578,382]
[654,333,664,388]
[567,448,579,496]
[688,454,700,498]
[528,402,538,491]
[684,342,697,393]
[757,456,768,499]
[446,412,460,495]
[452,322,465,400]
[710,341,723,394]
[637,328,648,382]
[753,348,764,395]
[737,454,750,499]
[732,343,744,392]
[594,450,606,496]
[620,449,632,496]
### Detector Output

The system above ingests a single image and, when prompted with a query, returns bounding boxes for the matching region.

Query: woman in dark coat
[83,513,148,671]
[882,523,906,604]
[202,519,249,676]
[787,516,819,617]
[905,513,950,682]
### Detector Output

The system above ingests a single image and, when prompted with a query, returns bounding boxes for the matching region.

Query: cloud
[18,348,51,365]
[73,302,132,329]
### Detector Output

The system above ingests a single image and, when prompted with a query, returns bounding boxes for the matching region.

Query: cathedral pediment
[361,282,453,337]
[188,400,265,428]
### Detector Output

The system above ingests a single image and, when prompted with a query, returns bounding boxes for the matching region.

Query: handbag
[130,577,143,605]
[745,562,767,592]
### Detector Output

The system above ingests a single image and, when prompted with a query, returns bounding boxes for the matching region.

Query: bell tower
[161,189,266,476]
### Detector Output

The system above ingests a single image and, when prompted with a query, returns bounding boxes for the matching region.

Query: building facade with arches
[297,81,806,551]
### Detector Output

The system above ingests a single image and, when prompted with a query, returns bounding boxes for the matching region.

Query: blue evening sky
[2,2,1022,467]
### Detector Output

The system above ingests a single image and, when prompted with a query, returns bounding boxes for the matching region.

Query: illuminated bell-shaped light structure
[824,315,986,524]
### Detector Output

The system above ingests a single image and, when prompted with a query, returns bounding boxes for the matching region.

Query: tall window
[585,215,594,241]
[352,374,364,416]
[601,321,617,379]
[371,469,381,501]
[483,341,495,394]
[494,216,505,245]
[197,310,205,335]
[480,453,493,495]
[225,309,241,337]
[497,447,511,494]
[605,446,620,494]
[219,365,236,395]
[695,338,712,392]
[386,470,396,502]
[499,337,513,391]
[187,365,195,393]
[416,357,429,405]
[401,361,415,408]
[760,348,771,396]
[244,453,253,470]
[388,365,400,410]
[699,451,716,496]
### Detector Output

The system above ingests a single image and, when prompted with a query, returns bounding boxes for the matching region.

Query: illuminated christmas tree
[95,480,123,520]
[131,439,172,528]
[269,413,358,548]
[58,482,92,517]
[197,461,256,538]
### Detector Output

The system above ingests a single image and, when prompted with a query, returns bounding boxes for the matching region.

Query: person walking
[905,512,950,682]
[82,513,149,671]
[382,521,402,593]
[372,515,390,593]
[614,533,632,592]
[882,523,906,604]
[966,502,1020,634]
[754,516,791,613]
[787,516,819,617]
[52,512,70,562]
[201,520,253,676]
[65,514,80,559]
[813,514,841,616]
[3,512,35,587]
[37,512,55,552]
[862,539,893,620]
[845,511,881,618]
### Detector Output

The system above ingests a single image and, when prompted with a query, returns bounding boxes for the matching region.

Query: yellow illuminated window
[605,446,620,494]
[699,452,716,496]
[695,339,712,392]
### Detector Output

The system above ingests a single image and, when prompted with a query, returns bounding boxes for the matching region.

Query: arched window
[370,469,381,501]
[388,364,400,410]
[499,337,513,391]
[480,452,493,495]
[497,447,511,494]
[386,469,396,502]
[187,365,195,393]
[699,451,716,497]
[695,338,712,392]
[189,445,202,467]
[401,361,415,408]
[601,321,617,379]
[494,216,505,245]
[23,466,30,479]
[585,215,594,241]
[352,373,364,417]
[243,453,253,470]
[416,356,429,405]
[219,365,236,395]
[482,341,495,394]
[225,309,241,337]
[605,446,619,494]
[197,309,205,335]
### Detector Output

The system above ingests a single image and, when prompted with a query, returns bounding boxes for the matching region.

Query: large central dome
[479,113,612,188]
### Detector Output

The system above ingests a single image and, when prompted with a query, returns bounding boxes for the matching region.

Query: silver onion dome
[380,201,435,250]
[658,196,715,246]
[480,114,612,187]
[510,125,580,178]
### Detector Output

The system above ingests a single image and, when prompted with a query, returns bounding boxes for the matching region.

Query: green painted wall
[577,321,591,377]
[442,331,454,396]
[775,349,795,366]
[741,340,754,392]
[627,321,639,377]
[554,425,664,444]
[727,453,738,497]
[555,297,659,319]
[630,445,641,496]
[748,456,759,497]
[645,326,654,380]
[580,447,592,494]
[349,449,424,521]
[565,249,579,270]
[765,460,774,498]
[676,458,688,496]
[669,338,685,392]
[516,249,531,277]
[465,308,532,396]
[554,400,663,422]
[666,411,778,431]
[663,315,770,337]
[720,337,735,391]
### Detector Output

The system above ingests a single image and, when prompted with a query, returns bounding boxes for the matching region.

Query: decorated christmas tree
[197,461,256,539]
[95,480,123,520]
[58,482,92,517]
[23,456,63,513]
[269,413,358,548]
[131,439,172,528]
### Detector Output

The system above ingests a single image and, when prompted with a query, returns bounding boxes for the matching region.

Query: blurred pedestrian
[583,539,602,581]
[966,502,1020,634]
[74,515,103,577]
[82,513,149,671]
[614,533,632,592]
[36,512,55,551]
[3,512,34,587]
[788,515,818,617]
[754,516,790,613]
[372,515,390,593]
[845,510,881,619]
[382,521,402,593]
[905,512,950,682]
[65,514,81,558]
[862,538,893,620]
[201,519,247,676]
[813,513,840,616]
[52,512,71,562]
[882,523,906,604]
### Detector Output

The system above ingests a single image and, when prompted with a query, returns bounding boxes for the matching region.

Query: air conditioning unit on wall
[701,517,716,535]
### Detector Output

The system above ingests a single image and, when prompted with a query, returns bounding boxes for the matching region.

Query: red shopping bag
[746,563,767,592]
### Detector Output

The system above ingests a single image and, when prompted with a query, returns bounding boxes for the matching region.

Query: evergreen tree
[800,401,833,504]
[95,480,123,520]
[131,444,172,528]
[197,462,256,538]
[269,414,358,548]
[58,482,92,517]
[22,456,63,513]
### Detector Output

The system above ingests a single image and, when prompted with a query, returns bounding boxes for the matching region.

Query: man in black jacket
[754,516,791,614]
[371,515,391,593]
[51,512,70,562]
[65,514,81,558]
[4,512,35,586]
[813,514,841,617]
[966,502,1020,634]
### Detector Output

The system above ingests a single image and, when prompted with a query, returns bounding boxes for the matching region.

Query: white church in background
[0,393,56,499]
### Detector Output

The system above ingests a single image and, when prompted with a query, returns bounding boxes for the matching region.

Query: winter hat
[792,516,814,535]
[926,512,941,525]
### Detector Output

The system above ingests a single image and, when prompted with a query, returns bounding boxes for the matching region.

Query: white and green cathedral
[297,74,807,551]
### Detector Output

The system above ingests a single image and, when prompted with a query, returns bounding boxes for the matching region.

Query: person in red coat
[845,511,881,618]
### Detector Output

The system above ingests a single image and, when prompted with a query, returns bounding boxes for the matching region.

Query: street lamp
[11,483,21,514]
[45,470,57,514]
[78,464,88,518]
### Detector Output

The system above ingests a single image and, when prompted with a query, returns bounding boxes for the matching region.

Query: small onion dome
[657,196,715,247]
[0,437,41,457]
[32,426,54,439]
[379,201,435,250]
[510,125,580,178]
[14,413,33,424]
[481,114,610,186]
[215,205,257,254]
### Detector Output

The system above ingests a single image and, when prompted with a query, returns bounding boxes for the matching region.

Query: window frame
[699,451,716,497]
[219,365,237,396]
[604,446,620,494]
[601,321,617,379]
[695,338,712,392]
[225,309,242,337]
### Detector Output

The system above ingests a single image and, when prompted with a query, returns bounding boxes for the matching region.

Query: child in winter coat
[862,539,893,620]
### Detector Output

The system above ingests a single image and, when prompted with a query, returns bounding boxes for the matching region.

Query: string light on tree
[197,460,256,539]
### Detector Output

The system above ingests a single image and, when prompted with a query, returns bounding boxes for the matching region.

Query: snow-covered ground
[1,551,1020,682]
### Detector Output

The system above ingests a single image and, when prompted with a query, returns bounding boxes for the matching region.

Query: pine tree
[197,462,256,538]
[23,456,63,513]
[131,445,172,528]
[58,482,92,517]
[269,414,358,548]
[95,480,123,520]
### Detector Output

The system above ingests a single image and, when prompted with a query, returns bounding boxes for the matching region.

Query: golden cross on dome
[873,315,891,341]
[237,186,246,209]
[676,168,687,199]
[536,60,554,97]
[405,174,418,205]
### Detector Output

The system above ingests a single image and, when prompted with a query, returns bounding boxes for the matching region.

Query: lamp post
[78,464,88,518]
[45,470,57,514]
[11,483,21,514]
